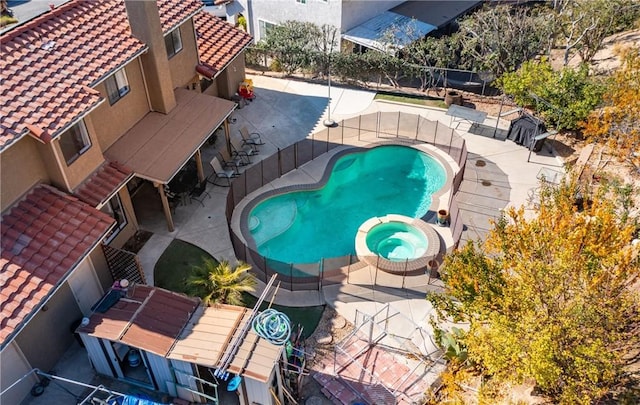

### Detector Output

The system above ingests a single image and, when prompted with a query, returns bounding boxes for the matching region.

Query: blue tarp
[109,395,166,405]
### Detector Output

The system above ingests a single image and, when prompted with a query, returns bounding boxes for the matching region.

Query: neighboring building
[234,0,481,52]
[0,0,252,403]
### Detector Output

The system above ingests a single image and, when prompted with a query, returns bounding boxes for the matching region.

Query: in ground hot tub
[355,214,440,274]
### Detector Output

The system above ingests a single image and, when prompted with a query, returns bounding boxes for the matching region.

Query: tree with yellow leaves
[428,178,640,404]
[581,47,640,172]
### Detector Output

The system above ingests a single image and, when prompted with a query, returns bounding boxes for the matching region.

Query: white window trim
[103,194,128,244]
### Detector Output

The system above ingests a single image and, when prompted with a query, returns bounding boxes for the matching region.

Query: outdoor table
[446,104,488,129]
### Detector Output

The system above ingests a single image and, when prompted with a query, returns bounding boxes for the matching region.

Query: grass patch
[242,292,325,337]
[154,239,216,294]
[375,92,448,109]
[154,240,325,336]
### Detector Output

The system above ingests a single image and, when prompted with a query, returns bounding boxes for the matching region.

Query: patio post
[223,118,232,156]
[194,149,205,183]
[155,182,175,232]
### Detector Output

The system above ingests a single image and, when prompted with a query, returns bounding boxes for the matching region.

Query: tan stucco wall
[0,342,36,405]
[0,139,49,211]
[89,248,112,290]
[14,282,82,374]
[216,52,247,99]
[202,78,220,97]
[168,21,200,89]
[54,116,105,192]
[92,60,150,152]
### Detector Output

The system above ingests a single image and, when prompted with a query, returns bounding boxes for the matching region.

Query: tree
[186,259,256,306]
[456,4,554,77]
[428,178,640,404]
[553,0,640,66]
[581,47,640,172]
[260,21,317,75]
[498,58,605,130]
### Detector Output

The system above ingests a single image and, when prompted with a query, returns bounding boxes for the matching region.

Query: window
[102,194,127,244]
[296,0,306,3]
[165,28,183,58]
[258,19,276,40]
[59,120,91,165]
[105,68,129,105]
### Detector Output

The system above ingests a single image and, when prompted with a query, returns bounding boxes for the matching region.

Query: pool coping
[236,140,459,267]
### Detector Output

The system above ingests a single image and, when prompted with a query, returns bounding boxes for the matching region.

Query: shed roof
[0,184,115,348]
[103,88,235,184]
[78,285,200,357]
[0,0,202,152]
[169,304,283,383]
[73,160,133,208]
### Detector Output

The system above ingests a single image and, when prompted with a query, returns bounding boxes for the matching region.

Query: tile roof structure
[194,11,253,79]
[78,285,200,357]
[73,161,133,208]
[0,184,115,347]
[0,0,202,152]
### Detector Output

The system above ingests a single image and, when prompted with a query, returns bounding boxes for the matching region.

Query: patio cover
[169,305,283,383]
[342,11,436,52]
[391,1,482,29]
[104,88,235,184]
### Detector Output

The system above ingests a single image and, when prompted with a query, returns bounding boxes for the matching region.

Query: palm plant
[186,259,256,306]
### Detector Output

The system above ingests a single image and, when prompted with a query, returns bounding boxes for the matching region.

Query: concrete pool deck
[134,73,563,329]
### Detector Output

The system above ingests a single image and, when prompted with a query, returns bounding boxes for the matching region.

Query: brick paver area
[311,332,432,404]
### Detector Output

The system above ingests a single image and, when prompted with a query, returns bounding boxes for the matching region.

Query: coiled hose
[252,308,291,346]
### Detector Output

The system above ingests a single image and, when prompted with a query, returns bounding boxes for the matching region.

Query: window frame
[296,0,307,4]
[165,28,183,58]
[258,19,277,40]
[105,68,130,105]
[59,120,92,165]
[102,194,128,244]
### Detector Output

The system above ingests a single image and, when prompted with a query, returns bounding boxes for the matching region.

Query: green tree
[186,259,256,306]
[428,178,640,404]
[260,20,317,75]
[498,58,605,130]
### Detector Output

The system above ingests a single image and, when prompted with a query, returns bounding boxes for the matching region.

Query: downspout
[138,56,152,111]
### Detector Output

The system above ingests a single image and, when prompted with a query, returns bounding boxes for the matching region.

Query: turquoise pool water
[248,145,446,264]
[365,222,428,261]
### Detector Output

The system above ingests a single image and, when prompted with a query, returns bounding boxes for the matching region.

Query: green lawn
[375,92,448,109]
[154,239,216,293]
[241,292,325,338]
[154,239,325,336]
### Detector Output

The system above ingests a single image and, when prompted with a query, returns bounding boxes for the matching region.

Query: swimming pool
[245,145,446,265]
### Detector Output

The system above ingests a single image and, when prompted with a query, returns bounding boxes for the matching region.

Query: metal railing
[226,112,467,291]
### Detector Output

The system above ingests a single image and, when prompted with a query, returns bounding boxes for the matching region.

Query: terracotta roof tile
[0,0,201,152]
[194,11,253,79]
[0,184,115,348]
[73,160,133,207]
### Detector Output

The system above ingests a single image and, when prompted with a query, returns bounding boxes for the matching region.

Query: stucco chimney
[124,0,176,113]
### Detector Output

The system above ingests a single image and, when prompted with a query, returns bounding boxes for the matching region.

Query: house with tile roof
[0,1,252,402]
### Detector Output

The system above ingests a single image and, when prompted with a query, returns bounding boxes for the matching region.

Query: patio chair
[239,126,264,147]
[218,149,243,174]
[208,157,235,186]
[230,136,258,164]
[190,179,211,206]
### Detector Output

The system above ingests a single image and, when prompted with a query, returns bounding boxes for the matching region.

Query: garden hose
[252,308,291,346]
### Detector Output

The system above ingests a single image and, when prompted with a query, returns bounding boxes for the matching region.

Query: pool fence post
[376,112,380,139]
[341,122,344,146]
[374,256,379,286]
[433,120,438,145]
[402,259,408,289]
[358,115,362,141]
[318,259,324,291]
[262,255,268,284]
[277,148,282,177]
[396,111,400,138]
[415,117,420,142]
[448,127,454,154]
[289,263,294,291]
